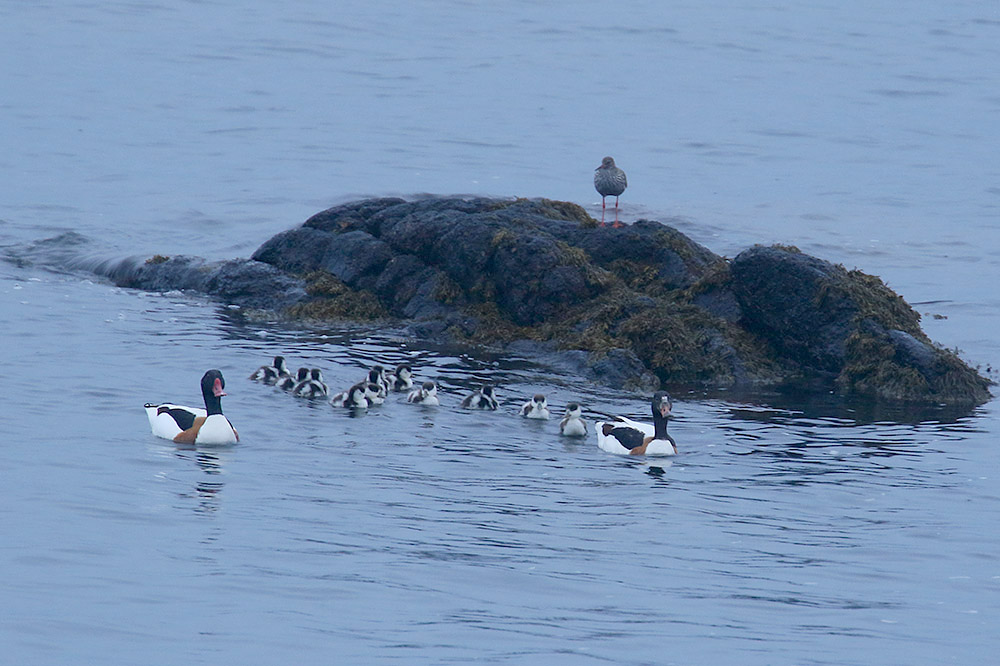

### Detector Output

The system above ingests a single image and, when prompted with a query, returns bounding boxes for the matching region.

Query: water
[2,2,999,664]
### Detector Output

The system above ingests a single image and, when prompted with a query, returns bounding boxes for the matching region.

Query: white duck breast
[559,403,588,437]
[145,370,238,445]
[407,381,439,405]
[330,382,375,409]
[595,392,676,456]
[460,385,498,410]
[521,394,550,419]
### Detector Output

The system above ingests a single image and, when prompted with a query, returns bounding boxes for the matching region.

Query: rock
[105,255,307,311]
[731,245,991,403]
[730,246,857,373]
[24,197,988,405]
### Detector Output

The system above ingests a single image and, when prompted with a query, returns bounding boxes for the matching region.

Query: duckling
[330,382,382,409]
[559,402,587,437]
[249,355,290,385]
[292,368,328,399]
[520,394,550,420]
[407,380,440,406]
[391,364,414,392]
[460,384,499,410]
[277,367,309,392]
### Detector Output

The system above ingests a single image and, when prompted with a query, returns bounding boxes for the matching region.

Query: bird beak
[213,379,227,397]
[659,402,671,417]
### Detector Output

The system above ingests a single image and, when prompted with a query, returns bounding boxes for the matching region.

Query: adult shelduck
[145,369,239,445]
[460,384,499,410]
[596,392,677,456]
[559,402,588,437]
[520,394,550,420]
[249,355,290,384]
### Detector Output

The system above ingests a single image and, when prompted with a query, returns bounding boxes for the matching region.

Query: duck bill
[659,403,671,418]
[213,379,227,397]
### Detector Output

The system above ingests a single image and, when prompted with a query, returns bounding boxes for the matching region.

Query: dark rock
[731,245,991,403]
[692,287,743,323]
[731,245,857,372]
[203,259,308,311]
[888,328,938,372]
[320,230,394,286]
[95,255,308,311]
[250,226,335,275]
[303,197,406,234]
[27,196,987,405]
[588,348,661,392]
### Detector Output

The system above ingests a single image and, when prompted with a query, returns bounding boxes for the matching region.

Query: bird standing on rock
[594,156,627,227]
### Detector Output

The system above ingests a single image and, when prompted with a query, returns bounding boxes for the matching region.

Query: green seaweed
[285,271,387,321]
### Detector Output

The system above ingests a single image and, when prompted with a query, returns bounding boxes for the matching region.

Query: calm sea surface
[2,2,998,664]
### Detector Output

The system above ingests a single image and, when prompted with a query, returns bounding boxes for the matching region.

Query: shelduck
[292,368,328,399]
[391,364,414,392]
[278,367,309,392]
[145,369,239,445]
[330,382,382,409]
[520,394,550,420]
[249,355,290,385]
[596,392,677,456]
[407,380,440,405]
[559,403,588,437]
[460,384,499,410]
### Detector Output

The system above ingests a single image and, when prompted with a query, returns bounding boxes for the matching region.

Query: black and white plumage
[145,369,239,445]
[330,382,383,409]
[559,402,588,437]
[407,380,440,406]
[278,367,309,392]
[520,394,550,420]
[594,156,627,227]
[365,365,390,397]
[391,364,414,392]
[249,355,290,385]
[292,368,328,399]
[460,384,499,410]
[596,392,676,456]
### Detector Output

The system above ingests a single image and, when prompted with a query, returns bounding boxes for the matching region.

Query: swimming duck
[249,355,290,385]
[521,394,550,420]
[460,384,499,410]
[407,380,440,405]
[330,382,382,409]
[354,365,389,398]
[292,368,328,399]
[596,392,677,456]
[144,369,239,445]
[559,402,588,437]
[363,366,390,398]
[392,364,414,392]
[278,367,309,392]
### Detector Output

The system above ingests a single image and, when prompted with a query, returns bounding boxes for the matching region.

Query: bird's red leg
[612,196,623,228]
[601,197,607,226]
